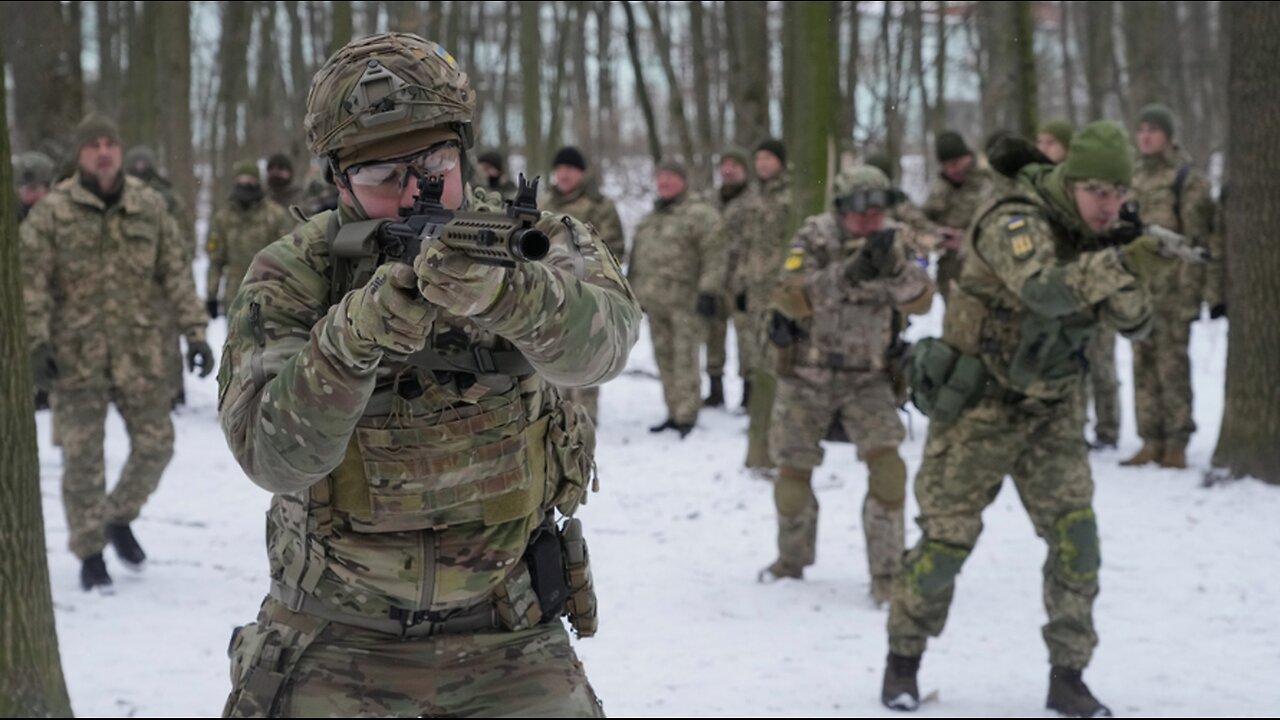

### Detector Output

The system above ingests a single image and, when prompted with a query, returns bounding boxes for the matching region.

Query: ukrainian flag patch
[1007,217,1034,260]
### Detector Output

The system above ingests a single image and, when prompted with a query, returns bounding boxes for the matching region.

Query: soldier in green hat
[883,121,1164,717]
[204,159,294,319]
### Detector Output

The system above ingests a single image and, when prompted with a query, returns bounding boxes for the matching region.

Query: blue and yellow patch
[784,243,805,271]
[1006,216,1035,260]
[435,46,458,69]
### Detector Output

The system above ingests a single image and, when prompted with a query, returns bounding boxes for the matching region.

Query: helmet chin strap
[332,155,373,221]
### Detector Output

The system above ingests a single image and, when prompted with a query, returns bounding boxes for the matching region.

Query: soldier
[741,138,793,471]
[1123,104,1217,469]
[1037,119,1074,164]
[205,159,295,319]
[923,131,999,300]
[14,151,55,222]
[543,145,627,426]
[759,166,932,602]
[217,33,638,717]
[882,121,1165,717]
[865,152,941,261]
[629,159,724,437]
[265,152,304,208]
[21,112,213,593]
[476,149,518,198]
[718,147,756,409]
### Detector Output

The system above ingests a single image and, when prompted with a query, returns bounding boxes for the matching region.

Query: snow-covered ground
[37,231,1280,717]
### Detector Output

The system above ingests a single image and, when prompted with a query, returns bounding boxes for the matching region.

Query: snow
[37,251,1280,718]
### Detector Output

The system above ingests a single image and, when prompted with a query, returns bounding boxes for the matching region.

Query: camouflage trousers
[562,386,601,427]
[768,370,907,578]
[935,249,963,302]
[888,394,1100,670]
[1086,323,1119,443]
[731,307,762,380]
[1132,315,1196,448]
[704,314,728,378]
[54,386,174,559]
[647,308,702,425]
[224,597,604,718]
[166,319,185,405]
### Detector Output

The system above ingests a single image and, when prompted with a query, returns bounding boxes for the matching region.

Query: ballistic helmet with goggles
[832,165,901,215]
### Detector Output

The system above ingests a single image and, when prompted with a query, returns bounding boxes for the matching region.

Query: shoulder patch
[784,242,805,271]
[1006,216,1035,260]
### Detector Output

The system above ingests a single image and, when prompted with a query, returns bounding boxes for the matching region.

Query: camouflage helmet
[125,145,158,175]
[833,165,890,198]
[14,151,55,187]
[304,33,475,169]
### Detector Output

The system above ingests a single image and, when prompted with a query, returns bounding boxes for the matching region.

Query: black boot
[674,422,695,439]
[741,380,752,410]
[704,376,725,408]
[80,553,114,593]
[881,653,921,711]
[1047,666,1111,718]
[649,418,676,433]
[106,523,147,568]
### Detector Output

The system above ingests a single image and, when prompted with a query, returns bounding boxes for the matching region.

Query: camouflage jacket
[736,172,793,314]
[922,166,1001,232]
[217,186,639,619]
[720,182,758,300]
[627,191,725,314]
[1132,145,1217,319]
[542,184,626,263]
[206,198,295,305]
[268,183,304,210]
[141,173,196,260]
[21,173,206,393]
[780,215,932,377]
[943,175,1152,401]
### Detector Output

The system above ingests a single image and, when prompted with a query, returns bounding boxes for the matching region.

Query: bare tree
[1,1,84,151]
[520,1,544,173]
[788,2,839,234]
[595,1,617,161]
[160,1,196,231]
[727,1,769,146]
[689,0,715,182]
[331,1,353,56]
[1121,1,1166,110]
[622,1,661,164]
[0,39,75,718]
[645,1,698,172]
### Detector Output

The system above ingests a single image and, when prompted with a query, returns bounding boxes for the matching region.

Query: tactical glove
[341,263,435,357]
[695,293,719,318]
[735,292,748,313]
[767,311,800,348]
[1118,235,1175,283]
[845,229,898,285]
[31,344,59,392]
[206,299,220,320]
[1209,304,1227,320]
[415,238,509,317]
[186,339,216,378]
[1105,202,1145,246]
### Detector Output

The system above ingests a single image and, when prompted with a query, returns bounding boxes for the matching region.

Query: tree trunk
[331,1,353,56]
[595,1,616,162]
[361,0,381,35]
[645,1,698,170]
[520,1,544,174]
[1210,3,1280,485]
[788,2,839,236]
[689,0,715,183]
[123,1,159,147]
[160,1,195,235]
[497,1,516,155]
[543,2,571,159]
[0,39,75,719]
[96,0,121,118]
[1058,0,1077,126]
[1,1,82,151]
[910,1,931,177]
[881,2,907,176]
[286,0,311,165]
[621,1,661,164]
[842,1,859,158]
[731,1,769,146]
[1013,0,1037,137]
[1077,0,1114,120]
[1121,0,1165,110]
[216,0,253,199]
[933,0,947,135]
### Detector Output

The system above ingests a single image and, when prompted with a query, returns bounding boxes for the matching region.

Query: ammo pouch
[910,337,988,424]
[498,516,599,638]
[223,601,327,718]
[560,517,598,638]
[544,400,598,517]
[1007,314,1092,398]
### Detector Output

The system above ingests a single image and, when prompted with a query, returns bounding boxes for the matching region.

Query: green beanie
[936,131,972,163]
[1137,103,1175,138]
[1037,119,1075,149]
[656,158,688,180]
[719,147,750,172]
[232,159,261,181]
[1062,120,1134,186]
[73,112,121,151]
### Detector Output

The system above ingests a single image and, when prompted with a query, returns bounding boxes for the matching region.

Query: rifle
[1111,202,1208,264]
[333,173,551,266]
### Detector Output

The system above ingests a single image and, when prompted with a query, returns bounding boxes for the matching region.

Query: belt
[270,582,500,638]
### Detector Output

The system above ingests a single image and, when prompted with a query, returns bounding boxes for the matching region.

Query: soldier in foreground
[628,159,724,438]
[204,159,294,318]
[21,112,213,592]
[218,33,638,717]
[759,166,932,603]
[883,122,1164,718]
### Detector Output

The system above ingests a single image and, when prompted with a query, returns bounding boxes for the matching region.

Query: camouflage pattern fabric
[1129,146,1214,449]
[268,183,304,210]
[218,184,638,622]
[720,182,757,380]
[1086,322,1119,443]
[922,165,999,300]
[206,198,296,310]
[21,173,206,559]
[628,191,724,425]
[704,311,728,379]
[223,598,603,718]
[543,183,626,263]
[888,170,1153,670]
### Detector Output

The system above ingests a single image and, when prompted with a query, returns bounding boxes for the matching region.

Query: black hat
[552,146,588,171]
[477,150,505,173]
[754,138,787,167]
[936,131,972,163]
[267,153,293,171]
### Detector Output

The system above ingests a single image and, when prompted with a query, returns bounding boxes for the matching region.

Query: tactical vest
[794,229,895,373]
[942,196,1096,402]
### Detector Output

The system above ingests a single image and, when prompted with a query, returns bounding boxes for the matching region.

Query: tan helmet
[304,33,475,169]
[832,165,891,199]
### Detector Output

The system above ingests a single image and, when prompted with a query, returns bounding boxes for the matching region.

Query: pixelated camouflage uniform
[1129,145,1215,452]
[21,173,207,559]
[543,182,627,426]
[767,210,932,590]
[628,190,724,427]
[888,162,1153,670]
[922,165,1000,300]
[218,185,639,718]
[718,181,756,382]
[206,196,295,312]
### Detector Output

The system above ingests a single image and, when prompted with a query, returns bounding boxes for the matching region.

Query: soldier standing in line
[205,159,295,319]
[265,152,304,209]
[476,149,519,199]
[718,147,757,410]
[922,131,999,301]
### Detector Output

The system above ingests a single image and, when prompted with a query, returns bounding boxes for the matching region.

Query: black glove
[31,344,59,392]
[1106,201,1145,246]
[767,311,800,348]
[1210,304,1227,320]
[735,292,747,313]
[206,299,220,319]
[186,340,215,378]
[846,229,898,284]
[695,293,719,318]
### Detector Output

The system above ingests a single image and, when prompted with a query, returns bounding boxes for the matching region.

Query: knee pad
[774,467,814,516]
[865,446,907,508]
[1054,508,1100,583]
[906,539,970,597]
